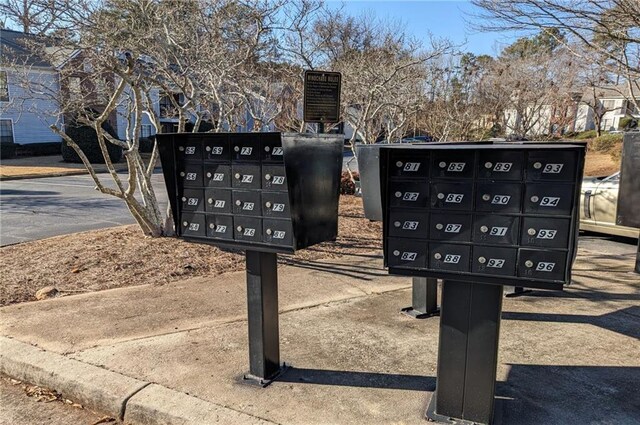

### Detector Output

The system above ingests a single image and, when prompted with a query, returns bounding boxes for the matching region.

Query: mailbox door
[388,211,429,239]
[204,164,231,188]
[231,134,260,162]
[477,151,524,180]
[231,164,261,190]
[388,153,430,178]
[234,217,262,242]
[429,213,473,242]
[263,219,294,246]
[471,246,517,276]
[262,165,288,191]
[431,151,475,179]
[176,137,203,161]
[526,151,577,182]
[261,191,291,218]
[389,181,429,209]
[475,182,523,213]
[206,214,233,240]
[205,189,232,214]
[524,183,574,216]
[387,238,428,269]
[520,217,571,249]
[429,243,471,272]
[232,190,261,217]
[472,214,520,245]
[181,189,204,212]
[262,135,285,163]
[203,136,231,162]
[180,213,206,237]
[180,165,204,188]
[517,249,567,281]
[430,182,474,211]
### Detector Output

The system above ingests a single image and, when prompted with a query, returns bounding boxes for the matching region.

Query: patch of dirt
[584,151,620,176]
[0,196,381,307]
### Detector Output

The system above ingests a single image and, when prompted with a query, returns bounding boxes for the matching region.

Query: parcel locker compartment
[389,180,429,209]
[526,151,578,182]
[387,238,428,269]
[431,150,475,179]
[388,211,429,239]
[231,134,260,162]
[204,164,231,188]
[261,191,291,218]
[388,152,429,178]
[520,217,571,249]
[205,189,232,214]
[517,249,567,281]
[524,183,575,216]
[176,137,203,161]
[232,190,261,217]
[180,213,206,237]
[263,219,293,246]
[429,213,472,242]
[262,165,288,191]
[234,217,262,242]
[203,135,231,162]
[475,182,523,213]
[472,215,520,245]
[205,214,233,240]
[471,246,517,276]
[430,181,474,211]
[262,135,285,163]
[428,243,471,272]
[231,164,261,189]
[477,151,524,181]
[180,189,205,212]
[179,164,203,188]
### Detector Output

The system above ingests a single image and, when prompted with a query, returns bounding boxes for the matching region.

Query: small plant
[588,134,623,153]
[340,171,360,195]
[61,122,123,163]
[573,130,598,140]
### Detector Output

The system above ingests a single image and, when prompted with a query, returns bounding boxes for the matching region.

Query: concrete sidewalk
[1,249,639,424]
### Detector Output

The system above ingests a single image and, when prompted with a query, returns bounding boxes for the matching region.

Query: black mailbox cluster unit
[380,143,586,290]
[157,132,343,253]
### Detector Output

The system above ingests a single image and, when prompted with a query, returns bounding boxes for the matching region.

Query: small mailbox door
[472,214,520,246]
[524,183,574,216]
[180,213,206,237]
[231,164,261,189]
[262,135,285,163]
[206,215,233,240]
[180,165,204,188]
[176,138,203,161]
[232,190,262,217]
[475,182,522,213]
[517,249,567,281]
[181,189,204,212]
[431,151,475,179]
[231,134,260,162]
[204,164,231,188]
[261,191,290,218]
[521,217,571,249]
[430,182,474,211]
[388,211,429,239]
[429,243,471,272]
[477,151,524,180]
[387,238,428,269]
[204,136,231,162]
[526,151,577,182]
[388,153,430,178]
[472,246,517,276]
[262,165,288,191]
[389,181,429,209]
[205,189,232,214]
[234,217,263,242]
[263,219,294,246]
[429,213,472,242]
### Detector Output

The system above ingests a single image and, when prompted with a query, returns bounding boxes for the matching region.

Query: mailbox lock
[235,173,241,179]
[394,221,401,228]
[234,146,240,152]
[478,256,487,264]
[531,195,539,203]
[266,229,273,235]
[439,161,447,168]
[436,223,444,230]
[236,225,243,232]
[396,161,403,167]
[265,201,272,208]
[437,193,445,200]
[206,172,212,178]
[482,194,491,201]
[265,174,272,181]
[208,198,213,204]
[393,250,400,256]
[395,191,402,198]
[205,146,211,152]
[181,196,187,201]
[178,146,185,152]
[533,162,542,169]
[209,223,215,229]
[182,221,188,227]
[480,225,489,233]
[528,228,536,236]
[434,253,442,260]
[485,162,493,169]
[180,172,185,177]
[265,146,271,152]
[235,200,242,206]
[525,260,534,268]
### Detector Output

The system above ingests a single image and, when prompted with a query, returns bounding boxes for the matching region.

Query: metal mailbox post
[379,142,585,424]
[158,132,343,384]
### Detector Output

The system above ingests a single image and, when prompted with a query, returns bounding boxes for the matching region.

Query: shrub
[138,137,155,153]
[0,142,17,159]
[573,130,598,140]
[340,171,360,195]
[61,122,123,164]
[588,134,623,153]
[619,117,638,130]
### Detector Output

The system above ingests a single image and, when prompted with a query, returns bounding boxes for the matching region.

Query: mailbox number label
[540,197,560,207]
[242,202,254,211]
[212,173,224,181]
[214,200,225,208]
[185,146,196,155]
[491,195,511,205]
[402,221,419,230]
[401,252,417,261]
[244,228,256,237]
[536,262,556,272]
[537,229,557,239]
[272,147,284,156]
[494,162,512,172]
[188,223,199,231]
[187,198,199,206]
[241,175,254,183]
[403,162,421,172]
[445,193,464,203]
[215,225,227,233]
[272,203,285,212]
[273,231,286,239]
[445,224,462,233]
[543,164,564,174]
[487,259,505,268]
[490,226,508,236]
[443,254,461,264]
[447,162,466,172]
[186,173,197,181]
[210,146,224,155]
[273,176,285,185]
[240,147,253,155]
[403,192,420,201]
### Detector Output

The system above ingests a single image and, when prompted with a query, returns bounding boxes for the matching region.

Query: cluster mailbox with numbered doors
[379,142,586,424]
[157,132,343,384]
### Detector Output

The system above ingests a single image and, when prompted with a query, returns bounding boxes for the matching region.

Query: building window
[141,124,153,138]
[0,71,9,102]
[0,119,14,143]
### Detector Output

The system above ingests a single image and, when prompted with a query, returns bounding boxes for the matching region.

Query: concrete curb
[0,170,88,181]
[0,337,277,424]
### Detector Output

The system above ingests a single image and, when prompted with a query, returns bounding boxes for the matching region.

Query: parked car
[580,171,639,238]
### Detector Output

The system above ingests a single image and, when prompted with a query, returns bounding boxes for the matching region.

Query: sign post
[303,70,342,133]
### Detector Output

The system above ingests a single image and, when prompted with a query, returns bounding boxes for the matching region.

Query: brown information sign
[303,70,341,123]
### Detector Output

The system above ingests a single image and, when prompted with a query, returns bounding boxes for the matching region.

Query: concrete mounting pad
[1,250,639,424]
